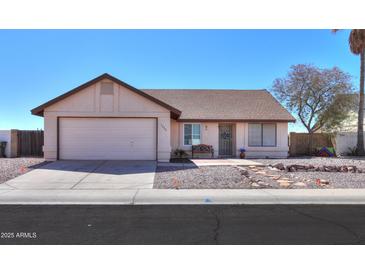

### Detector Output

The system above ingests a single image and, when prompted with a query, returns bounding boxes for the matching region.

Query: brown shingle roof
[143,89,295,122]
[31,73,295,122]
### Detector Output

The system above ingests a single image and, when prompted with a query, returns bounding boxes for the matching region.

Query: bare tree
[272,64,354,153]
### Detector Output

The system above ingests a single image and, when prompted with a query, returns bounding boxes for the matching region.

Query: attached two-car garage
[59,118,157,160]
[32,74,178,161]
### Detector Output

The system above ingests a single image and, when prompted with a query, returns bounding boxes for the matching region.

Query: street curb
[1,189,365,205]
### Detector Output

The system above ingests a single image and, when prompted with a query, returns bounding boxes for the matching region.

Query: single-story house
[31,73,295,162]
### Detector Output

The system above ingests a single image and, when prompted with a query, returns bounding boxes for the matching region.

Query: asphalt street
[1,205,365,244]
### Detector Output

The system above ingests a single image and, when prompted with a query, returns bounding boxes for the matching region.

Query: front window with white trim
[248,123,276,147]
[184,124,201,145]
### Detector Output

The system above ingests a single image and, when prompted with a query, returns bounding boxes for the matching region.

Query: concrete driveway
[5,160,156,190]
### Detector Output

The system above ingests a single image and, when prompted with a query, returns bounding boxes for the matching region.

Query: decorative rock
[273,163,285,170]
[316,179,330,185]
[241,171,249,177]
[324,166,336,172]
[251,182,260,188]
[265,164,361,174]
[292,164,306,170]
[348,166,357,173]
[266,174,278,178]
[277,179,293,183]
[279,181,291,188]
[293,182,307,187]
[258,181,270,187]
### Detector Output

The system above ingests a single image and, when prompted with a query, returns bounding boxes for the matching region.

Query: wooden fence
[16,130,44,157]
[289,132,334,156]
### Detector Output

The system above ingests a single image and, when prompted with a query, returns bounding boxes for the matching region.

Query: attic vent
[100,82,114,95]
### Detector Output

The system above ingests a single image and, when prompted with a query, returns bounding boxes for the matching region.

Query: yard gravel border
[0,158,46,184]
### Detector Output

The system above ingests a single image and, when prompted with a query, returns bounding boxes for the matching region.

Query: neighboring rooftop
[143,89,295,121]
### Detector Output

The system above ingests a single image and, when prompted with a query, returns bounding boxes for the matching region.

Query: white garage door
[59,118,156,160]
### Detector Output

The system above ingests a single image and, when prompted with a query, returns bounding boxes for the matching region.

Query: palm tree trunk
[357,49,365,155]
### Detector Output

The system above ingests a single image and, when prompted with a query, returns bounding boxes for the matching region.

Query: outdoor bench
[191,144,214,158]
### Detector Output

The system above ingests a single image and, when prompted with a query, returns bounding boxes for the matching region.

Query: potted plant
[239,147,246,159]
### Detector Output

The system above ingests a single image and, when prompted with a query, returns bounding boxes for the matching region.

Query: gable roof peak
[31,73,181,118]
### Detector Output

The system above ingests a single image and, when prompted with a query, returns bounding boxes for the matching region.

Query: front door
[219,124,233,156]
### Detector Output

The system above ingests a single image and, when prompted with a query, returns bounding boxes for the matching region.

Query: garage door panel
[59,118,156,160]
[62,128,153,137]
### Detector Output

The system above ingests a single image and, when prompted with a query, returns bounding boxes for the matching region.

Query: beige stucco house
[31,73,295,162]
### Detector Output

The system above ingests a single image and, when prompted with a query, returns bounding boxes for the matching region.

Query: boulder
[324,166,336,172]
[239,169,249,177]
[258,181,270,187]
[293,164,306,170]
[279,181,291,188]
[348,166,357,173]
[273,163,285,170]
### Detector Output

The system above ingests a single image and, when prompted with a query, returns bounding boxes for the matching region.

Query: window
[184,124,201,145]
[248,123,276,147]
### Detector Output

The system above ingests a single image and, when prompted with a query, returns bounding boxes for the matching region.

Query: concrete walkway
[4,160,156,190]
[191,158,264,167]
[1,188,365,204]
[157,158,264,168]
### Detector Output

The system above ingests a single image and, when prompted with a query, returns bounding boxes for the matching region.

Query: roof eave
[177,118,296,123]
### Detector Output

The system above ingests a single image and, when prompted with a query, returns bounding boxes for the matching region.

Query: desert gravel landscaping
[0,157,46,184]
[257,157,365,169]
[154,157,365,189]
[154,166,251,189]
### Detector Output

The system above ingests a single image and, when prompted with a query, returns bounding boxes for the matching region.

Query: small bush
[347,146,359,156]
[173,149,188,158]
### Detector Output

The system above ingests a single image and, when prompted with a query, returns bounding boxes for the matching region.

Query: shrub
[173,149,188,158]
[347,146,359,156]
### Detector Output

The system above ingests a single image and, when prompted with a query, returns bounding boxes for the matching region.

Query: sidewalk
[1,188,365,205]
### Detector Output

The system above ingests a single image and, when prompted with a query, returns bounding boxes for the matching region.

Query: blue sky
[0,29,359,131]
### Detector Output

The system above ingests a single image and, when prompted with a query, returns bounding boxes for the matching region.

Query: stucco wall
[43,80,171,161]
[171,122,289,158]
[335,132,365,156]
